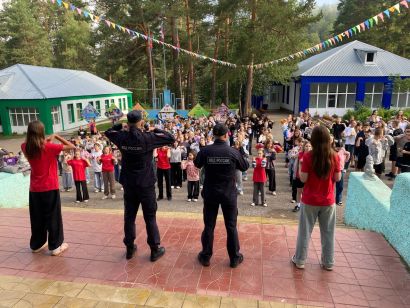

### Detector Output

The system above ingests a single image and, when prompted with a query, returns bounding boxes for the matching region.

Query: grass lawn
[0,133,25,140]
[96,119,127,132]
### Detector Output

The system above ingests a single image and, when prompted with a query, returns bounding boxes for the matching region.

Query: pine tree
[0,0,53,66]
[334,0,410,57]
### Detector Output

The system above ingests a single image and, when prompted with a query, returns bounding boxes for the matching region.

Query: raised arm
[147,129,175,150]
[48,134,76,151]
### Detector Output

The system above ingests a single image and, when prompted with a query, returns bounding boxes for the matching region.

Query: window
[105,100,109,110]
[122,98,127,110]
[366,52,375,63]
[96,101,101,114]
[118,98,122,110]
[309,83,357,109]
[364,83,384,108]
[51,106,60,125]
[391,86,410,108]
[76,103,83,121]
[89,101,94,107]
[9,107,39,127]
[67,104,75,124]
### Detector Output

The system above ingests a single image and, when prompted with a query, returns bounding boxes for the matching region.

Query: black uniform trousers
[123,185,161,249]
[187,180,200,199]
[200,194,241,262]
[266,168,276,192]
[29,190,64,251]
[170,162,182,187]
[74,180,89,202]
[157,168,172,199]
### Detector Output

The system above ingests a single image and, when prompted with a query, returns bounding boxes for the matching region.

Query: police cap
[213,123,228,136]
[127,110,143,124]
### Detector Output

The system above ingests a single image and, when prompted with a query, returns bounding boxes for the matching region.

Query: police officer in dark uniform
[194,123,249,268]
[105,110,175,260]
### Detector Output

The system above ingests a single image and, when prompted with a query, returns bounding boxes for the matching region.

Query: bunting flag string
[50,0,409,70]
[251,0,409,69]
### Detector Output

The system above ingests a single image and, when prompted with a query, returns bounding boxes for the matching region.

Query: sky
[317,0,338,4]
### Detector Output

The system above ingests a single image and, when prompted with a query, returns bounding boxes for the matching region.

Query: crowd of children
[31,107,409,209]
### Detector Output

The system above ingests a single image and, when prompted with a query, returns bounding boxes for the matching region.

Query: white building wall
[60,95,129,131]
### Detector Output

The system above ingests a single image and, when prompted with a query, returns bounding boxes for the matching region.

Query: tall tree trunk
[224,18,230,105]
[184,0,195,106]
[170,17,184,109]
[245,0,257,116]
[145,32,156,107]
[211,29,221,107]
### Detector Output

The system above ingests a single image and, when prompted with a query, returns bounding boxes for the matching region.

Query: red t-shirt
[301,151,341,206]
[157,148,171,170]
[100,154,115,172]
[21,142,63,192]
[253,157,267,183]
[67,159,88,181]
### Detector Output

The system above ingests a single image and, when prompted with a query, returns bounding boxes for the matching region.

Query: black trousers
[199,194,241,262]
[170,162,182,187]
[266,168,276,192]
[29,190,64,251]
[123,185,161,249]
[74,180,89,202]
[187,181,200,199]
[157,168,172,198]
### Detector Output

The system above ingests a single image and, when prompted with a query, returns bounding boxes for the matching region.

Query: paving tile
[258,301,297,308]
[352,268,392,289]
[0,275,24,290]
[239,232,262,259]
[94,301,137,308]
[9,277,54,293]
[197,257,232,296]
[302,265,358,285]
[54,296,98,308]
[328,282,368,307]
[294,279,333,303]
[145,290,185,308]
[263,261,303,280]
[220,297,258,308]
[361,285,406,308]
[1,252,37,270]
[263,276,297,299]
[44,281,86,297]
[337,241,370,255]
[182,293,221,308]
[14,293,62,308]
[161,227,190,252]
[77,283,151,305]
[230,258,263,297]
[344,252,380,270]
[373,256,408,272]
[166,253,202,292]
[0,290,26,307]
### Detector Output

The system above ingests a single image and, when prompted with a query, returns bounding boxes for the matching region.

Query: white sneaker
[263,203,267,207]
[243,177,248,181]
[200,185,203,189]
[32,241,48,253]
[75,201,80,203]
[51,243,69,256]
[187,199,192,202]
[94,189,99,193]
[193,199,198,202]
[250,202,255,207]
[102,196,108,200]
[239,191,244,195]
[272,191,277,196]
[291,200,296,203]
[120,187,123,191]
[176,186,181,189]
[84,199,89,203]
[111,195,116,199]
[171,186,175,189]
[291,255,304,269]
[67,188,72,192]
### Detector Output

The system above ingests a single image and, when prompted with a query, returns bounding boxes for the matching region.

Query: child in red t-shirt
[154,146,172,201]
[67,149,91,203]
[251,150,267,207]
[98,146,117,200]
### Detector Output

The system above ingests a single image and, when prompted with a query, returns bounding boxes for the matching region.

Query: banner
[51,0,409,70]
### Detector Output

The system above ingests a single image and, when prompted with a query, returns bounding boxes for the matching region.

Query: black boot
[230,253,244,268]
[150,246,165,262]
[126,244,137,260]
[197,253,210,267]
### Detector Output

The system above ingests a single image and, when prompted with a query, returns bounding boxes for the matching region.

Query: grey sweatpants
[103,171,116,196]
[294,203,336,267]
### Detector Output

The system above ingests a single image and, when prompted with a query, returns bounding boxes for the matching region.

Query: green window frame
[76,103,83,121]
[96,101,101,113]
[67,104,75,124]
[105,100,109,110]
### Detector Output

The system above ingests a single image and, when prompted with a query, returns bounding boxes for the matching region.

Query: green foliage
[308,3,338,42]
[342,104,410,122]
[0,0,53,66]
[334,0,410,57]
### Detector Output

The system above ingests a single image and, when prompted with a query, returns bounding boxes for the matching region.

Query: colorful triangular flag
[400,0,409,9]
[384,9,391,18]
[62,1,69,9]
[394,3,401,13]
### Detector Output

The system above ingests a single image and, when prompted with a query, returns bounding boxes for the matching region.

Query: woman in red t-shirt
[67,149,91,203]
[21,120,75,256]
[98,146,117,199]
[292,126,341,271]
[154,146,172,200]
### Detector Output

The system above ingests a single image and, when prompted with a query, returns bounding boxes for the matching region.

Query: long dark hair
[311,126,337,179]
[25,121,45,160]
